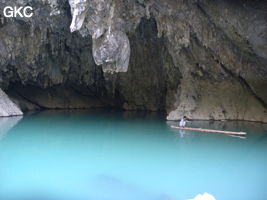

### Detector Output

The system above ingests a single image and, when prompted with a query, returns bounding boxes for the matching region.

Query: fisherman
[179,116,188,127]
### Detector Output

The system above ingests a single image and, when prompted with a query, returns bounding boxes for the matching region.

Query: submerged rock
[0,89,23,117]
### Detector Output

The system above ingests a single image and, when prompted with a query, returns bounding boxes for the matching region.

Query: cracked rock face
[0,0,266,122]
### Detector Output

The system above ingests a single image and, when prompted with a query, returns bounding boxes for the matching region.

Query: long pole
[170,126,247,135]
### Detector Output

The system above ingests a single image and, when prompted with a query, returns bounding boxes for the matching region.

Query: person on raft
[179,116,189,127]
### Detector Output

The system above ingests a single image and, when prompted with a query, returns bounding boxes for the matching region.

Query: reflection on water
[0,116,22,140]
[178,130,187,138]
[0,111,267,200]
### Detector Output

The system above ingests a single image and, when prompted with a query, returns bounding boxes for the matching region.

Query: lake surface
[0,111,267,200]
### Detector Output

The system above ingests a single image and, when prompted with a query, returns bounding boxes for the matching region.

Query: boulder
[0,89,23,117]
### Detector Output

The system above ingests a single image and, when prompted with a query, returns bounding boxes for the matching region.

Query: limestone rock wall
[0,0,104,90]
[0,0,266,122]
[153,0,267,122]
[0,89,23,117]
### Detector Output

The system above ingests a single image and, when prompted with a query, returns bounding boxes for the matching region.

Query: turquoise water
[0,111,267,200]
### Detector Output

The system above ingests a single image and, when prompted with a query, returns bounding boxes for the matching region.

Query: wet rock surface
[0,0,266,122]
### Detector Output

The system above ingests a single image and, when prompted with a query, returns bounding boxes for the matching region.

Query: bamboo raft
[170,125,247,135]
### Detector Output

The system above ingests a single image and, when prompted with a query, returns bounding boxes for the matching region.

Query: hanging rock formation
[0,0,266,122]
[68,0,138,72]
